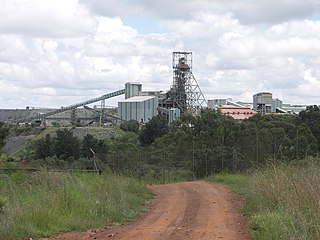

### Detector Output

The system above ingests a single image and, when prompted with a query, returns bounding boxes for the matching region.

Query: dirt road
[50,181,249,240]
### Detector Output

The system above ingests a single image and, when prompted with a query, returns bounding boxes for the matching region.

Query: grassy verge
[206,173,249,195]
[0,171,153,239]
[206,158,320,240]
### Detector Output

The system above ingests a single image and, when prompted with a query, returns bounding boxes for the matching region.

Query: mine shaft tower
[170,51,207,114]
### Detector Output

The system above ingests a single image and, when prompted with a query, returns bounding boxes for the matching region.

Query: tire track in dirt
[47,181,249,240]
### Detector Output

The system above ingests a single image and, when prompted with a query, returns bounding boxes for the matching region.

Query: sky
[1,0,320,109]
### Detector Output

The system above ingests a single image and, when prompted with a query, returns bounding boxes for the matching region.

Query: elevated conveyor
[16,89,125,123]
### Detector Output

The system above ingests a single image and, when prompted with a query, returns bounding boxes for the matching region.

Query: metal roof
[120,95,156,103]
[218,105,257,120]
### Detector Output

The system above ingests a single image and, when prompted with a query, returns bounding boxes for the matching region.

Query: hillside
[1,126,122,156]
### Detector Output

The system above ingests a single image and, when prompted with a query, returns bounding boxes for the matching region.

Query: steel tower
[171,52,207,114]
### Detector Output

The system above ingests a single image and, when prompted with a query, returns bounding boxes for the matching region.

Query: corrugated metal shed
[117,96,158,123]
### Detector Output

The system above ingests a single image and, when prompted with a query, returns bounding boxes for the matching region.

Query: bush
[247,157,320,239]
[0,172,153,239]
[120,120,139,134]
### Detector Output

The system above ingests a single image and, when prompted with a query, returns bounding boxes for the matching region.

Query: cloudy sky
[1,0,320,109]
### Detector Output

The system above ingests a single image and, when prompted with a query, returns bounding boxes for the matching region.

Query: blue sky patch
[122,17,165,34]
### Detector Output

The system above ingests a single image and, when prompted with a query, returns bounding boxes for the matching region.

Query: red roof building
[217,105,257,120]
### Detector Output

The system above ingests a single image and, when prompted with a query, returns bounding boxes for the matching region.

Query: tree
[139,115,168,146]
[81,134,99,158]
[34,134,54,159]
[0,123,9,148]
[120,120,140,133]
[54,129,80,160]
[296,105,320,151]
[106,132,140,173]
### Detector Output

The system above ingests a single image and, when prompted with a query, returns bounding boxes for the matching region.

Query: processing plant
[1,51,208,126]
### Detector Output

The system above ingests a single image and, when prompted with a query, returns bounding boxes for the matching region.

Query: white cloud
[80,0,320,24]
[0,1,320,109]
[0,0,97,38]
[0,35,29,63]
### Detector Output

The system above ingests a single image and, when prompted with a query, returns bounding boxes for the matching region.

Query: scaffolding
[170,52,207,114]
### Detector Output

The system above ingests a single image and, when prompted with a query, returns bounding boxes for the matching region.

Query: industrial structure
[252,92,289,114]
[117,95,158,122]
[217,106,257,120]
[1,51,310,126]
[0,51,208,126]
[159,52,207,115]
[253,92,273,114]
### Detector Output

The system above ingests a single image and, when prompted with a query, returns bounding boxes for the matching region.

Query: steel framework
[171,52,207,114]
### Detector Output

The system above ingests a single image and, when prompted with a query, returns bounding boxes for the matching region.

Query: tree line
[27,105,320,180]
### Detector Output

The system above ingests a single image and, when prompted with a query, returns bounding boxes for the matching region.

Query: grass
[0,171,153,239]
[248,159,320,240]
[206,173,249,195]
[207,157,320,240]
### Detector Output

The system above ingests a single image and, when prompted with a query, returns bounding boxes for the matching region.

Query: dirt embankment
[48,181,249,240]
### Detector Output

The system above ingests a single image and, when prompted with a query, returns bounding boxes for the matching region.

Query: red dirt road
[49,181,249,240]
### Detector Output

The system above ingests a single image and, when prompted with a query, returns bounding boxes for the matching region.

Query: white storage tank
[117,96,158,123]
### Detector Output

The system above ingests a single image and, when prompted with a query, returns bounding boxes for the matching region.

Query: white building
[117,96,158,123]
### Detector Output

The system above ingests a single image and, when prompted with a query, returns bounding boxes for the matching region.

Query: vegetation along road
[48,181,249,240]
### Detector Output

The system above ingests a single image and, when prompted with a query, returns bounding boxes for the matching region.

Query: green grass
[206,173,249,195]
[0,171,153,239]
[207,158,320,240]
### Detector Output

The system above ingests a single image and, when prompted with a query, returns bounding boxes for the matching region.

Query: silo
[125,82,142,99]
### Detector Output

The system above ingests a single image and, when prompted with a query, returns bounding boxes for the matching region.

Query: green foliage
[254,158,320,239]
[207,160,320,240]
[139,115,168,146]
[0,153,14,162]
[250,212,296,240]
[80,134,106,158]
[120,120,140,133]
[54,129,80,160]
[296,105,320,151]
[0,172,153,239]
[34,134,53,159]
[0,123,9,148]
[106,132,141,175]
[206,173,249,195]
[31,130,109,169]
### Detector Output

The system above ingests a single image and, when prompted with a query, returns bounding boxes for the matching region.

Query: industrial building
[253,92,273,114]
[252,93,301,114]
[1,51,312,126]
[125,82,142,99]
[117,95,158,123]
[217,106,257,120]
